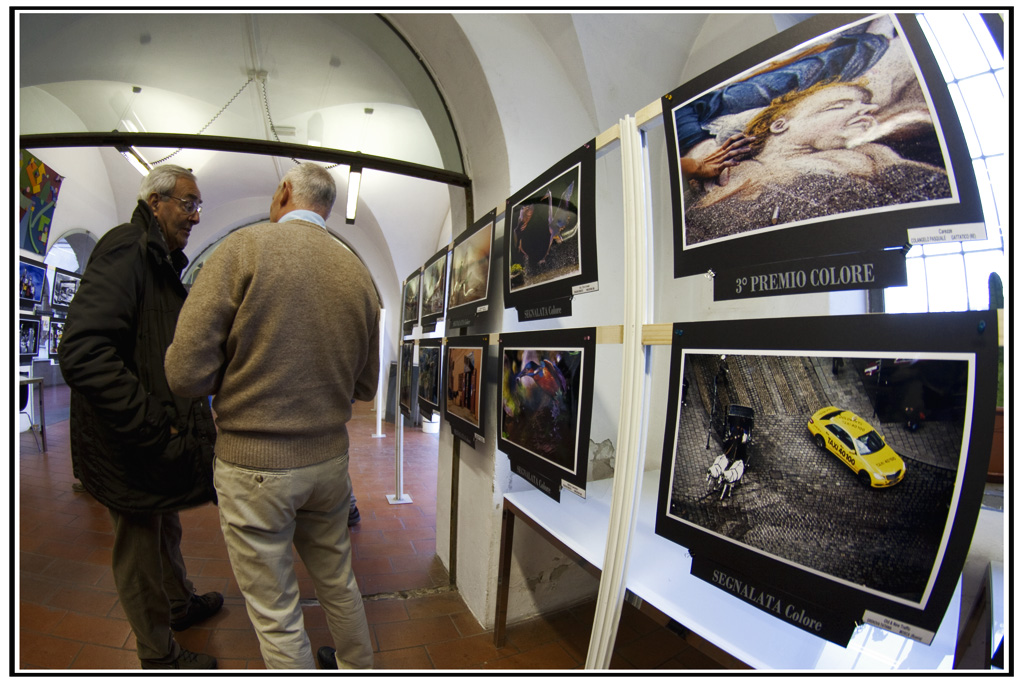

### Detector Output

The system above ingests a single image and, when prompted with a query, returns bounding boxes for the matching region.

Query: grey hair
[282,163,337,216]
[137,164,197,201]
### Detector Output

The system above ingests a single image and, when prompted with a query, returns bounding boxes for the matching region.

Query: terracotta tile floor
[17,382,723,671]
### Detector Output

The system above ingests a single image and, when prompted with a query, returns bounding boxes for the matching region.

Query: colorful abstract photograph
[501,347,584,473]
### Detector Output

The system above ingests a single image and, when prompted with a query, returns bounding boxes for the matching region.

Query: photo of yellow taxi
[807,407,906,488]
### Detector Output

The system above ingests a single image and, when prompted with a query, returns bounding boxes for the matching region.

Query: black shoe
[171,591,224,631]
[142,648,217,669]
[317,646,338,670]
[348,504,361,527]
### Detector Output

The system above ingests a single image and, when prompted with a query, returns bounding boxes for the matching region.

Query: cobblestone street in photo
[667,354,967,603]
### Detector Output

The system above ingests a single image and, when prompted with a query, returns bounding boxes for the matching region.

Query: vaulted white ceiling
[18,12,463,302]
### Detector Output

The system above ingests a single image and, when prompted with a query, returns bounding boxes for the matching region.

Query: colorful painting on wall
[20,150,64,256]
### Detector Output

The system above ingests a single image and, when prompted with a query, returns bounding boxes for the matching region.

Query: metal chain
[261,78,338,169]
[147,75,340,170]
[149,77,257,165]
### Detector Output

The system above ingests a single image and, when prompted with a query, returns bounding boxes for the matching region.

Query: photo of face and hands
[676,15,953,246]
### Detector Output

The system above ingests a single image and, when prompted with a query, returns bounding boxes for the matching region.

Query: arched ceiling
[18,12,464,294]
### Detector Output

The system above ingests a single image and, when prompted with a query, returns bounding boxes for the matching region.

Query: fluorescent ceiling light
[118,146,152,176]
[346,168,361,224]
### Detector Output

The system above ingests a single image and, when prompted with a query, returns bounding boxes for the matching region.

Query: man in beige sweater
[165,163,380,669]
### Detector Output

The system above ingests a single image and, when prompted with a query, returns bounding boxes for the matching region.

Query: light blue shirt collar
[278,209,327,229]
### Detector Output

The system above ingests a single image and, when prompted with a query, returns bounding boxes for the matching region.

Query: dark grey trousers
[108,509,195,665]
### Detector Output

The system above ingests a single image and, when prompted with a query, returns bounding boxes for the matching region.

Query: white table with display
[496,470,960,670]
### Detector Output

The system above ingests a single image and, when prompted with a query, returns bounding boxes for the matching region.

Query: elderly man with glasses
[59,164,222,669]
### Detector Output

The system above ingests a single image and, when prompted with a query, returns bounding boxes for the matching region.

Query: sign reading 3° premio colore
[714,249,907,301]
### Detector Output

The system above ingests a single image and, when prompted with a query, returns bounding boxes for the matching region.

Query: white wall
[20,88,121,252]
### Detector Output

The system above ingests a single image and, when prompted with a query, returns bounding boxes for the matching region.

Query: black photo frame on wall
[402,269,421,336]
[656,311,998,647]
[19,315,41,361]
[419,247,449,333]
[663,13,984,279]
[19,258,46,309]
[447,210,495,329]
[417,338,442,421]
[399,340,416,420]
[48,319,65,356]
[498,327,596,501]
[50,267,81,312]
[443,334,489,449]
[503,142,598,320]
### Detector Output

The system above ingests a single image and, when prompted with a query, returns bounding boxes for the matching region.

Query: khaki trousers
[214,453,372,669]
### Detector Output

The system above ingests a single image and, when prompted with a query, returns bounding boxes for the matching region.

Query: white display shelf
[499,470,960,671]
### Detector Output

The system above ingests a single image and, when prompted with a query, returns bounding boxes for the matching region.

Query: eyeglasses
[163,194,203,215]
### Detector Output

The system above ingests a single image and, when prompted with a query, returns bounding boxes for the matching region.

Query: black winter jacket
[59,201,217,514]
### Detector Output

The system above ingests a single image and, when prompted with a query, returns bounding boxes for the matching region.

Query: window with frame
[883,12,1006,314]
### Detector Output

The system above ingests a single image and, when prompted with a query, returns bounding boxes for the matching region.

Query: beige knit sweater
[165,219,380,469]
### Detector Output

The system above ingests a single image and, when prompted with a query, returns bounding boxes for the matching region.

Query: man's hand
[681,133,754,181]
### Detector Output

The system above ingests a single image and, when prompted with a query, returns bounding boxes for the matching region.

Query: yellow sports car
[807,407,906,488]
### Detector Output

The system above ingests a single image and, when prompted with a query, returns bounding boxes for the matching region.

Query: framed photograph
[19,316,41,359]
[663,13,983,278]
[656,312,999,646]
[417,338,442,421]
[442,334,489,448]
[498,327,596,499]
[48,319,65,356]
[419,247,449,331]
[503,142,598,312]
[50,267,81,312]
[447,210,495,327]
[19,258,46,308]
[402,269,421,335]
[399,340,416,420]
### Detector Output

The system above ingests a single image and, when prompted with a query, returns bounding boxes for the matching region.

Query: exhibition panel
[445,12,999,669]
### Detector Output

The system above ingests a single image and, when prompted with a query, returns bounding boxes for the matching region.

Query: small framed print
[504,142,598,314]
[498,327,596,499]
[447,211,495,328]
[417,338,442,420]
[419,247,449,332]
[50,267,81,312]
[402,269,421,335]
[443,335,489,448]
